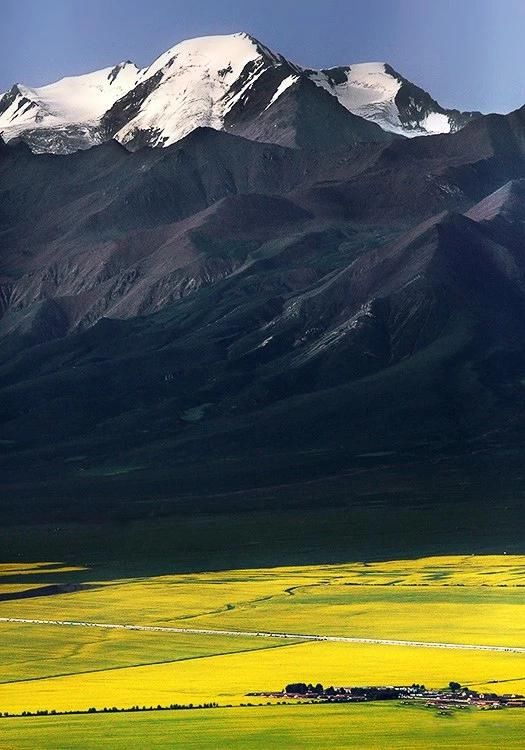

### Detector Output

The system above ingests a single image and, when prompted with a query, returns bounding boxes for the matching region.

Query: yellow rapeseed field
[2,555,525,647]
[0,555,524,715]
[0,623,293,683]
[0,639,524,714]
[0,563,86,576]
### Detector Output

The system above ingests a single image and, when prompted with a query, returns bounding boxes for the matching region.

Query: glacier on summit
[0,32,477,153]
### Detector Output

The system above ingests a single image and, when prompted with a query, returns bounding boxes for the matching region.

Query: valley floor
[2,704,525,750]
[0,556,524,746]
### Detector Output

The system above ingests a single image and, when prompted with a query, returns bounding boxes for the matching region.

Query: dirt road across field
[1,616,524,653]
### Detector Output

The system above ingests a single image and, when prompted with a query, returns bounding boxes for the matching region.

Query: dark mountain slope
[0,130,319,339]
[4,103,525,528]
[5,105,525,354]
[293,105,525,224]
[4,174,525,521]
[230,76,392,150]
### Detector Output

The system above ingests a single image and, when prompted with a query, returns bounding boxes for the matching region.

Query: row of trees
[1,703,219,719]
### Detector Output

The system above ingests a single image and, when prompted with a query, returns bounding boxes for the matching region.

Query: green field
[2,704,525,750]
[2,638,524,715]
[2,495,525,578]
[2,556,525,649]
[1,556,524,745]
[0,623,295,683]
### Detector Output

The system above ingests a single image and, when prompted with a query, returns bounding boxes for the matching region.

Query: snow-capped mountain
[100,33,302,150]
[0,32,479,153]
[309,63,478,136]
[0,62,139,152]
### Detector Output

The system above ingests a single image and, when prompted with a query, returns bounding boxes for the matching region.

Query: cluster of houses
[248,682,525,710]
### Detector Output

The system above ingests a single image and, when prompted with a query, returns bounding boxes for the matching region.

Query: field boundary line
[0,640,302,686]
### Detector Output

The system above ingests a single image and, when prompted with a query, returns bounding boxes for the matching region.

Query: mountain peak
[140,32,263,80]
[0,32,480,154]
[309,61,474,137]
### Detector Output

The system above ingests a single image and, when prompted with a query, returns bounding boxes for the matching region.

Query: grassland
[2,556,525,649]
[2,704,525,750]
[0,623,294,683]
[0,563,85,595]
[0,555,524,744]
[2,494,524,578]
[1,638,525,715]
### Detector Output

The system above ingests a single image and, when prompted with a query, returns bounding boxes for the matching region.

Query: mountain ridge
[0,32,479,154]
[3,45,525,528]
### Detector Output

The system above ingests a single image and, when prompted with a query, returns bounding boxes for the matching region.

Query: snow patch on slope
[420,112,451,135]
[310,63,452,137]
[309,63,404,134]
[265,75,299,110]
[312,63,400,109]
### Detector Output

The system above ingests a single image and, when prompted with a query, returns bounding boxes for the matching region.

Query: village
[248,682,525,711]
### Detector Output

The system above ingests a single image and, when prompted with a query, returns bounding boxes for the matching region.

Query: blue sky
[2,0,525,113]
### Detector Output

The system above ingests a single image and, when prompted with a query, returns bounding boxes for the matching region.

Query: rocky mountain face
[3,95,525,521]
[0,33,478,154]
